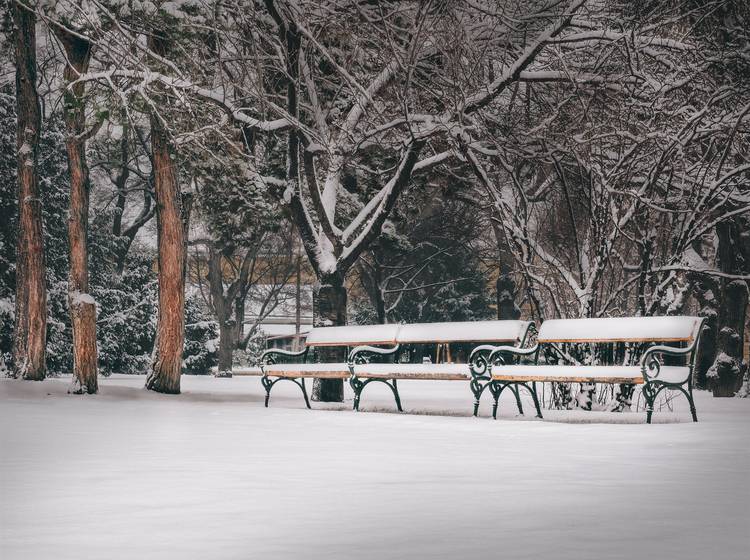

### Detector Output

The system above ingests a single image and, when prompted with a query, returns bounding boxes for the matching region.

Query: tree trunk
[294,254,302,350]
[491,223,520,320]
[145,34,185,394]
[207,244,233,377]
[12,3,46,381]
[311,280,347,402]
[217,320,234,377]
[358,260,386,324]
[708,220,748,397]
[496,270,520,320]
[57,29,98,394]
[692,274,718,390]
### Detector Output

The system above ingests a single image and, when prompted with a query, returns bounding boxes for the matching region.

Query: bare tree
[97,120,155,275]
[459,2,750,406]
[40,0,749,402]
[191,228,297,375]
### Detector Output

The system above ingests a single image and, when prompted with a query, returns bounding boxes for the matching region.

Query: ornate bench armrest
[468,344,539,379]
[640,342,696,382]
[468,345,499,379]
[348,344,400,365]
[260,347,308,366]
[488,344,539,367]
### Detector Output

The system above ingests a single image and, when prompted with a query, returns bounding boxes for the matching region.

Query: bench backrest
[305,324,400,347]
[396,320,531,344]
[537,316,702,344]
[305,320,531,348]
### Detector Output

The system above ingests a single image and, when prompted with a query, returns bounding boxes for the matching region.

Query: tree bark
[233,294,246,348]
[145,33,186,395]
[358,260,386,324]
[311,279,347,402]
[206,244,233,377]
[491,222,520,320]
[217,320,234,376]
[692,274,718,389]
[12,3,46,381]
[496,269,520,320]
[708,219,748,397]
[57,29,98,394]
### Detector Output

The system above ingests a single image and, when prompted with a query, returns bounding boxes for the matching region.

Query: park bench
[348,320,533,412]
[477,316,705,423]
[260,324,400,408]
[260,320,533,412]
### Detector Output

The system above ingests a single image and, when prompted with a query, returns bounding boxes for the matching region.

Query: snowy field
[1,375,749,560]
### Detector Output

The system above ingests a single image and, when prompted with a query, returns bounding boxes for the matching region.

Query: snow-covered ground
[1,375,748,560]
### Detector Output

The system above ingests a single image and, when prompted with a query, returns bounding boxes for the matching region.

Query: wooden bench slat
[265,369,350,379]
[540,337,691,344]
[490,365,689,385]
[355,372,469,381]
[492,374,645,384]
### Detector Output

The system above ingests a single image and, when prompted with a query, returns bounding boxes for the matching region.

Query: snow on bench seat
[351,363,471,381]
[537,316,701,343]
[305,324,400,347]
[395,320,530,344]
[263,363,350,379]
[303,320,530,347]
[491,364,690,385]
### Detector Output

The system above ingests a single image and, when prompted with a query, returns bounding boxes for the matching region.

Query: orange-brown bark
[145,33,186,395]
[12,3,46,381]
[58,29,98,394]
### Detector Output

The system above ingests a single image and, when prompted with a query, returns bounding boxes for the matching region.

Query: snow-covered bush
[93,247,158,375]
[238,329,268,368]
[182,295,218,375]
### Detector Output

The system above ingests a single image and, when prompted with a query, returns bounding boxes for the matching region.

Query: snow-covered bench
[478,316,706,423]
[260,324,401,408]
[348,320,533,412]
[260,320,533,412]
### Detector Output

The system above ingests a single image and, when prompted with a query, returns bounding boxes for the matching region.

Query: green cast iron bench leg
[261,375,311,409]
[351,376,403,412]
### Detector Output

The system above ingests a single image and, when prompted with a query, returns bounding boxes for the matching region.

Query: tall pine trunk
[311,279,347,402]
[12,3,46,381]
[145,33,186,395]
[57,30,98,394]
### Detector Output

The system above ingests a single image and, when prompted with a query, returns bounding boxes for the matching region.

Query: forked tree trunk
[57,29,98,394]
[311,280,347,402]
[12,3,46,381]
[145,33,186,395]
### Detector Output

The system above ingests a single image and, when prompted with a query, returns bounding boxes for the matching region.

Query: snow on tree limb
[459,0,587,116]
